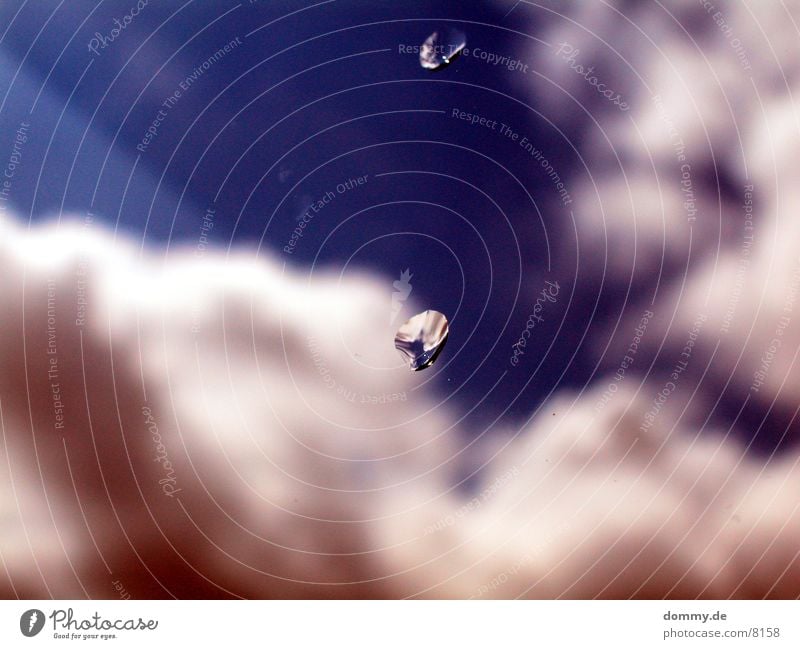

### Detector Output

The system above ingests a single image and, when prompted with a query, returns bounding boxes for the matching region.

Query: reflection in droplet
[419,28,466,71]
[394,310,449,371]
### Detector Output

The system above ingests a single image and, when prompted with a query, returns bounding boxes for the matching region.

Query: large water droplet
[394,310,449,371]
[419,28,466,71]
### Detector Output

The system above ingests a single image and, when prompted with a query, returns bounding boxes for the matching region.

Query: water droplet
[394,310,449,371]
[419,28,466,71]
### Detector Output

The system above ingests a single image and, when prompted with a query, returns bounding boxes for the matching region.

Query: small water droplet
[394,310,449,371]
[419,28,466,71]
[293,194,314,221]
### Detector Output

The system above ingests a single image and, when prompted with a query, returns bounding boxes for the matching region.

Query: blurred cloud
[0,213,798,598]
